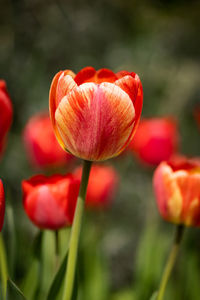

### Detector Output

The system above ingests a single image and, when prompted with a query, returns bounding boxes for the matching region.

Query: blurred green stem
[62,160,92,300]
[157,224,184,300]
[0,233,8,300]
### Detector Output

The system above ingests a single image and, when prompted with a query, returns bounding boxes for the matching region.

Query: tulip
[0,80,13,157]
[153,155,200,300]
[22,174,80,230]
[23,113,74,168]
[153,156,200,226]
[49,67,143,161]
[74,165,118,209]
[0,180,5,232]
[129,117,179,166]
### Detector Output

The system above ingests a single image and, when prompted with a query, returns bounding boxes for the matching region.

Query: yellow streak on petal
[167,188,182,222]
[185,198,199,226]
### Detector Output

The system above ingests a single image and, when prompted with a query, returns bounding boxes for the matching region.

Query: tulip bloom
[23,113,74,168]
[153,156,200,227]
[49,67,143,161]
[22,174,80,230]
[129,118,179,166]
[74,165,118,209]
[0,180,5,232]
[0,80,13,157]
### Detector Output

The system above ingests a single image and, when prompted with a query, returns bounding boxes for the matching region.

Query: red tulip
[23,113,74,168]
[22,174,80,230]
[49,67,143,161]
[153,156,200,227]
[0,80,13,157]
[74,165,118,209]
[129,117,179,166]
[0,180,5,232]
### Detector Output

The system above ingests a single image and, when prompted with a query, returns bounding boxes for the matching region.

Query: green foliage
[7,279,27,300]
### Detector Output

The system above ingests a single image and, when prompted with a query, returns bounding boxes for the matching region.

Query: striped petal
[115,75,143,143]
[55,82,135,161]
[49,70,76,150]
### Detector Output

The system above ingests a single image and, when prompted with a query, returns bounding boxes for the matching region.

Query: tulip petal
[56,74,77,107]
[96,68,117,83]
[115,75,143,143]
[55,82,135,160]
[115,75,139,104]
[74,67,96,85]
[174,171,200,226]
[49,70,76,150]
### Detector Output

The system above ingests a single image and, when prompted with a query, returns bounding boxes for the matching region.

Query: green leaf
[47,250,78,300]
[47,251,68,300]
[149,291,158,300]
[7,278,27,300]
[0,233,8,300]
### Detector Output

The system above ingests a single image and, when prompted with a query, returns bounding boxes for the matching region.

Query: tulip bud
[153,156,200,227]
[74,165,118,209]
[49,67,143,161]
[23,113,74,168]
[129,117,179,166]
[0,180,5,232]
[0,80,13,158]
[22,174,80,230]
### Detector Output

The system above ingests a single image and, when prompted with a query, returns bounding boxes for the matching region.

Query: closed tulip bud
[129,117,179,166]
[153,156,200,227]
[74,165,118,209]
[0,180,5,232]
[22,174,80,230]
[49,67,143,161]
[23,113,74,168]
[0,81,13,157]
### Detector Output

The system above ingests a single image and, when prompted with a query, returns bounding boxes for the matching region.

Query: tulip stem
[157,224,184,300]
[0,233,8,300]
[62,160,92,300]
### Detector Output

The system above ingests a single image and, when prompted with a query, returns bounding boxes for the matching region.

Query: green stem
[157,224,184,300]
[0,233,8,300]
[62,160,92,300]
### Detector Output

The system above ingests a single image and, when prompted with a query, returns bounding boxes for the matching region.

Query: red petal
[95,68,117,83]
[74,67,96,85]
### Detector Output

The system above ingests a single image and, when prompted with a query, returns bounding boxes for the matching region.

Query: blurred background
[1,0,200,299]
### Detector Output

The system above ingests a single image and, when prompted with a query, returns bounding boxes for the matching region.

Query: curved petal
[56,74,77,107]
[55,82,135,161]
[115,75,143,149]
[74,66,96,85]
[49,70,75,150]
[95,68,117,83]
[115,75,139,105]
[174,171,200,226]
[116,70,131,78]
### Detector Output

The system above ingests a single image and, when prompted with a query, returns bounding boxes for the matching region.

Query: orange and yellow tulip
[49,67,143,161]
[153,156,200,227]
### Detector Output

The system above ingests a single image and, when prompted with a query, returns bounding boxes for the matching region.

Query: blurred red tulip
[0,80,13,157]
[23,113,74,168]
[74,165,118,209]
[0,180,5,232]
[129,117,179,166]
[22,174,80,230]
[49,67,143,161]
[153,156,200,227]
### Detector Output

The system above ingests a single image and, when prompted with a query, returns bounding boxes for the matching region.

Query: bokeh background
[1,0,200,299]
